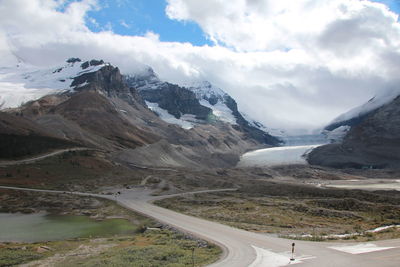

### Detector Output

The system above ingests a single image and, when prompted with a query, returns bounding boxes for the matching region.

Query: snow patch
[145,101,195,129]
[329,244,396,254]
[182,80,226,99]
[238,145,321,167]
[241,112,285,137]
[199,99,237,124]
[330,88,400,126]
[0,80,55,109]
[366,225,400,233]
[0,60,106,109]
[323,125,350,143]
[74,81,89,88]
[249,246,314,267]
[184,81,238,124]
[290,224,400,240]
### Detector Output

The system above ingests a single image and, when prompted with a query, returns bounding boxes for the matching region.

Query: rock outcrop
[139,83,212,120]
[126,67,281,146]
[308,95,400,168]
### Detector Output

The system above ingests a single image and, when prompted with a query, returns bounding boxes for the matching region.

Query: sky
[1,0,400,133]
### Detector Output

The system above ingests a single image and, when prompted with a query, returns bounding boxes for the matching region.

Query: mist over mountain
[309,90,400,168]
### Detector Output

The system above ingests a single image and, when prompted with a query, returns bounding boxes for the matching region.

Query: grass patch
[155,191,400,240]
[61,231,220,267]
[0,231,221,267]
[0,246,44,266]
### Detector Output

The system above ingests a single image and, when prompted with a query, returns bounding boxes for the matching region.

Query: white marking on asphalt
[249,246,315,267]
[329,244,396,254]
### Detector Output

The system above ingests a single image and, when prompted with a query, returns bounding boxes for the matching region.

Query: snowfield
[199,99,237,124]
[145,101,196,129]
[329,87,400,128]
[238,144,321,167]
[0,60,106,109]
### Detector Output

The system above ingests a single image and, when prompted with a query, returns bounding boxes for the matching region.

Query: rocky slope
[1,59,278,168]
[323,88,400,141]
[126,68,280,145]
[0,112,77,159]
[308,95,400,168]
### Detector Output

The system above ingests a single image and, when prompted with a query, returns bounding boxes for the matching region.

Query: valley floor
[0,189,220,267]
[1,149,400,266]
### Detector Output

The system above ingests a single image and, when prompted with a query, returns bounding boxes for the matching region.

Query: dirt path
[0,148,90,167]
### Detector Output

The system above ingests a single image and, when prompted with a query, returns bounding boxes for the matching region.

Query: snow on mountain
[127,68,282,145]
[322,125,350,143]
[145,101,197,129]
[125,67,161,91]
[327,87,400,130]
[182,81,237,125]
[127,69,239,126]
[182,80,226,101]
[0,58,107,109]
[198,99,237,124]
[240,111,286,137]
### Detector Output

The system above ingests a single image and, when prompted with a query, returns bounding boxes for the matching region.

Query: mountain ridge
[309,94,400,168]
[0,59,280,169]
[126,66,281,145]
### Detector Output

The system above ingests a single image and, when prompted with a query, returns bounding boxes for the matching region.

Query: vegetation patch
[0,189,221,266]
[0,231,220,267]
[156,186,400,241]
[59,231,220,267]
[0,245,44,266]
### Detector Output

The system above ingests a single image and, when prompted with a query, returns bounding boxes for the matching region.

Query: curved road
[1,186,399,267]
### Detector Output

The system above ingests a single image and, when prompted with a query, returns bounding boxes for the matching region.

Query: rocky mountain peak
[80,59,105,70]
[66,57,82,64]
[124,67,161,91]
[182,81,227,106]
[70,60,145,107]
[125,68,281,145]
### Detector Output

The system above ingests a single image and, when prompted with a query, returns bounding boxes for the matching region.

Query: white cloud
[0,0,400,133]
[120,20,130,29]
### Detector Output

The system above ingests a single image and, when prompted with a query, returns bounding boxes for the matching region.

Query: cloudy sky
[1,0,400,133]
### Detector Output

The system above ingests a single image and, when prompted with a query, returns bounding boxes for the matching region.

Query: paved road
[1,186,399,267]
[0,148,89,167]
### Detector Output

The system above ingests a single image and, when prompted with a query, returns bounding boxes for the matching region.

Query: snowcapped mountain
[0,58,107,109]
[322,87,400,143]
[325,87,400,132]
[0,59,282,169]
[309,94,400,169]
[182,81,237,125]
[309,86,400,168]
[126,67,281,145]
[126,68,243,126]
[0,59,280,149]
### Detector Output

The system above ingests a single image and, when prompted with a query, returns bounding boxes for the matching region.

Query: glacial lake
[0,212,136,242]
